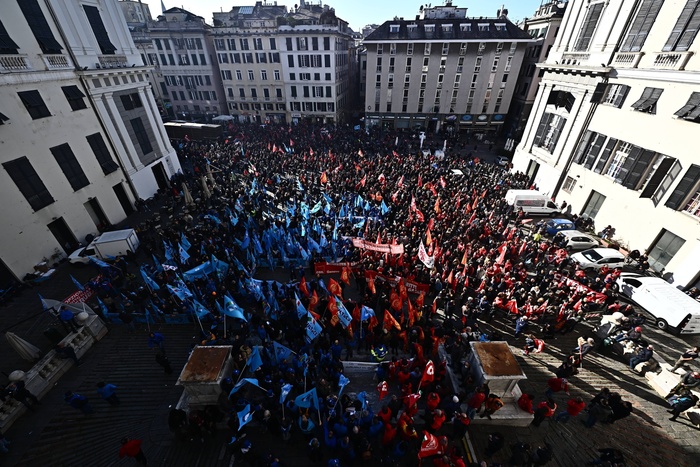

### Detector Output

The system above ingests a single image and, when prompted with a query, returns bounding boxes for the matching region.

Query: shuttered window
[3,156,54,211]
[130,117,153,155]
[583,133,606,169]
[622,149,656,189]
[594,137,617,174]
[61,86,87,111]
[630,87,663,113]
[574,2,605,51]
[18,90,51,119]
[17,0,63,54]
[573,130,594,164]
[0,19,20,54]
[84,5,117,55]
[620,0,665,52]
[641,157,676,201]
[533,112,553,147]
[674,92,700,121]
[50,143,89,191]
[86,133,119,175]
[663,0,700,51]
[665,164,700,209]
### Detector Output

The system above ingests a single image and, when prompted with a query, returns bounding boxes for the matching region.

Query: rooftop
[364,18,531,42]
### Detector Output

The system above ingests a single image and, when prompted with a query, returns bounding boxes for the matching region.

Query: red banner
[314,261,360,275]
[63,288,95,304]
[351,238,404,255]
[364,271,429,294]
[553,273,607,303]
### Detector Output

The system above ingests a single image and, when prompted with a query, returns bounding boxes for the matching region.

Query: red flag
[496,243,507,265]
[391,190,399,202]
[426,229,432,246]
[328,297,339,316]
[416,292,425,309]
[358,149,364,157]
[461,249,468,265]
[340,266,351,285]
[384,309,401,331]
[310,309,321,322]
[419,431,441,458]
[418,174,423,187]
[267,142,271,150]
[390,292,403,312]
[421,360,435,383]
[406,393,421,408]
[468,212,477,224]
[368,314,379,329]
[378,173,386,184]
[535,299,549,314]
[407,300,417,327]
[289,138,294,147]
[367,274,376,295]
[377,381,389,400]
[431,299,437,314]
[434,197,441,214]
[415,209,425,222]
[519,241,528,256]
[410,196,417,212]
[481,189,487,198]
[506,299,519,314]
[309,290,319,311]
[360,174,367,187]
[376,231,382,244]
[352,304,361,323]
[397,175,404,187]
[427,218,435,231]
[328,278,343,298]
[446,270,455,289]
[320,171,328,184]
[429,185,438,197]
[398,279,408,301]
[439,176,446,188]
[272,144,277,153]
[464,274,469,288]
[299,276,310,297]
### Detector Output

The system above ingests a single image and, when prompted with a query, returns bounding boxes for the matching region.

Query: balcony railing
[0,54,31,72]
[612,51,644,68]
[653,51,693,70]
[43,54,72,70]
[561,52,590,66]
[97,54,129,69]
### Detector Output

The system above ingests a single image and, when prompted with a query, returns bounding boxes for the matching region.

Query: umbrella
[201,176,212,199]
[182,182,194,205]
[5,332,41,361]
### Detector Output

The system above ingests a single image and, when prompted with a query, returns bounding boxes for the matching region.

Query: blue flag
[179,243,190,263]
[357,391,368,409]
[294,388,319,411]
[89,256,112,269]
[140,266,161,291]
[96,297,109,315]
[38,293,52,312]
[223,295,247,321]
[229,378,261,397]
[305,313,322,343]
[167,281,193,300]
[247,346,263,372]
[361,306,375,321]
[240,230,250,250]
[163,241,175,262]
[336,298,352,328]
[272,341,294,363]
[280,383,293,404]
[70,274,84,291]
[191,299,210,319]
[204,214,222,226]
[338,374,350,397]
[381,200,390,215]
[180,234,191,251]
[310,200,322,214]
[295,293,307,319]
[152,254,164,273]
[237,404,254,430]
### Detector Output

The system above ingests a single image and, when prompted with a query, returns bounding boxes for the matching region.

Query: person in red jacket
[428,409,446,433]
[545,377,570,398]
[556,396,586,423]
[467,386,487,419]
[377,405,392,424]
[532,398,557,427]
[517,393,535,414]
[119,437,147,465]
[426,392,441,412]
[381,422,397,447]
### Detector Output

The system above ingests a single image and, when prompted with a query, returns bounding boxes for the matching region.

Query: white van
[504,190,560,217]
[614,273,700,334]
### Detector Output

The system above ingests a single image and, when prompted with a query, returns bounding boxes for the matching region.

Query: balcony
[612,51,644,68]
[652,51,693,70]
[0,54,31,72]
[561,52,590,66]
[43,54,72,70]
[97,54,129,69]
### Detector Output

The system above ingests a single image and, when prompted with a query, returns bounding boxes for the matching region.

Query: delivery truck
[68,229,140,265]
[505,190,560,217]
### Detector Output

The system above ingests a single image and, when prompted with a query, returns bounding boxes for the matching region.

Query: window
[606,142,632,179]
[297,37,307,51]
[478,23,489,32]
[325,73,331,80]
[86,133,119,175]
[276,88,282,98]
[0,19,20,54]
[663,0,700,51]
[83,5,117,55]
[666,164,700,209]
[218,53,229,64]
[18,90,51,119]
[61,86,87,111]
[240,39,249,50]
[641,157,680,205]
[239,88,245,98]
[130,117,152,155]
[311,37,318,51]
[254,38,263,50]
[674,92,700,121]
[256,52,267,63]
[407,43,413,55]
[424,43,431,55]
[602,84,631,108]
[581,190,606,218]
[50,143,89,191]
[442,24,453,33]
[221,70,232,80]
[621,0,664,52]
[647,229,685,272]
[533,112,567,153]
[3,156,54,211]
[324,55,331,67]
[261,70,268,80]
[243,53,254,63]
[424,24,435,33]
[274,70,280,80]
[324,37,330,50]
[17,0,63,54]
[593,137,618,174]
[631,87,663,113]
[236,70,242,80]
[390,24,400,33]
[291,86,297,98]
[460,23,471,32]
[442,43,449,55]
[562,176,576,193]
[574,2,604,51]
[248,70,254,80]
[547,90,576,113]
[120,93,142,110]
[615,147,657,188]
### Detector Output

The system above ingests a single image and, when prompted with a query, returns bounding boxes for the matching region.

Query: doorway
[47,218,78,254]
[526,159,540,186]
[84,197,110,231]
[113,182,134,215]
[581,190,606,219]
[151,162,169,190]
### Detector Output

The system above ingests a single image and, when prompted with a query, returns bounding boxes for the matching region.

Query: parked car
[536,218,576,236]
[570,248,626,271]
[496,156,510,167]
[613,273,700,334]
[554,230,599,251]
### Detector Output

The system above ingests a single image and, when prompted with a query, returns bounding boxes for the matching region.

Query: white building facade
[512,0,700,289]
[0,0,178,283]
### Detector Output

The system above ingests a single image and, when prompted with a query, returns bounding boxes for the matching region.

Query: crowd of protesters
[67,121,694,466]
